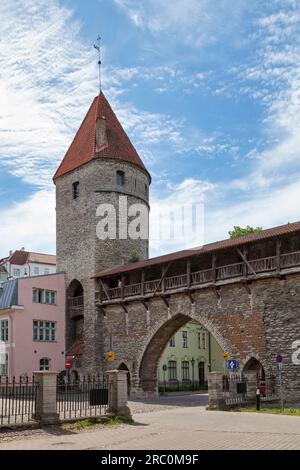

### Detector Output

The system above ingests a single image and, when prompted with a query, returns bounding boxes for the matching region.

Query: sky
[1,0,300,258]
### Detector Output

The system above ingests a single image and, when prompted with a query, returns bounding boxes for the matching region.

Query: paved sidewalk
[1,404,300,450]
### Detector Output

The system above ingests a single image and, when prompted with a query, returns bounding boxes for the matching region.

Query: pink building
[0,273,65,378]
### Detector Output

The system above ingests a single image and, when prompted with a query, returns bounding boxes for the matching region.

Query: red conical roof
[54,92,150,180]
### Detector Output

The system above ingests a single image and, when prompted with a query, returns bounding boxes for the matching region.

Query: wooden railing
[248,256,276,273]
[165,274,187,290]
[191,269,213,285]
[144,279,161,294]
[281,251,300,268]
[124,283,142,297]
[98,250,300,302]
[68,296,84,309]
[217,262,244,280]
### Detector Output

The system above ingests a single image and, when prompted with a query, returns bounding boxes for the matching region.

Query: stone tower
[53,92,151,374]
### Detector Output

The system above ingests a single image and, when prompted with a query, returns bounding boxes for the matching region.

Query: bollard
[256,388,261,411]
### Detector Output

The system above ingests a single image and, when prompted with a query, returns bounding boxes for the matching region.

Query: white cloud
[0,189,55,258]
[114,0,249,47]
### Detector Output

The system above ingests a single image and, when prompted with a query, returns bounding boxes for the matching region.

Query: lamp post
[162,364,167,393]
[191,357,195,391]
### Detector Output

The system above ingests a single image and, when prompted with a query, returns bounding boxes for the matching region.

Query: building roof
[95,220,300,278]
[53,92,150,181]
[66,341,84,357]
[8,250,56,266]
[0,279,18,309]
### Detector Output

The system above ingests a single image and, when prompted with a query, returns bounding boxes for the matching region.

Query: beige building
[158,321,224,389]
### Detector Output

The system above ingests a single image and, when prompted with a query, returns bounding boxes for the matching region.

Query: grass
[61,416,133,432]
[239,406,300,416]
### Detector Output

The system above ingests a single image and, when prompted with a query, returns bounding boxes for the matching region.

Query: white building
[1,249,56,279]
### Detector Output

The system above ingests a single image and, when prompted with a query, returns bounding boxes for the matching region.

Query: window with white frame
[44,268,50,275]
[34,267,39,276]
[182,361,190,381]
[39,358,51,371]
[169,335,175,347]
[0,353,8,376]
[33,321,56,341]
[32,289,56,304]
[182,331,188,348]
[13,268,20,277]
[0,319,8,343]
[168,360,177,380]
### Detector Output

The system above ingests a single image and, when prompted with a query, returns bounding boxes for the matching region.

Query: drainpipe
[208,332,212,372]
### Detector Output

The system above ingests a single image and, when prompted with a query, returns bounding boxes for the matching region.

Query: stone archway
[138,312,228,394]
[118,362,131,396]
[66,279,84,365]
[243,357,265,378]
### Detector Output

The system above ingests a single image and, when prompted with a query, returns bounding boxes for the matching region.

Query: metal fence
[56,375,110,420]
[0,376,37,427]
[222,374,278,406]
[158,380,208,393]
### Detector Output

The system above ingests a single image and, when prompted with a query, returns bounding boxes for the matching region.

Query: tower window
[72,182,80,199]
[145,184,148,196]
[116,171,125,186]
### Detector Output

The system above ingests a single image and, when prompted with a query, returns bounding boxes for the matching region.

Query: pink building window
[33,321,56,342]
[39,358,51,371]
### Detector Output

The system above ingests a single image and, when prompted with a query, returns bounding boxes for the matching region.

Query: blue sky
[1,0,300,258]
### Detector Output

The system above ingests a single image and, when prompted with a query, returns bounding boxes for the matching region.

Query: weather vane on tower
[94,35,102,93]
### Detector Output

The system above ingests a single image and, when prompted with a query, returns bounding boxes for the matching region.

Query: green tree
[229,225,263,239]
[130,253,140,263]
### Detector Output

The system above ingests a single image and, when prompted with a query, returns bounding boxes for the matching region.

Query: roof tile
[54,92,150,180]
[95,220,300,278]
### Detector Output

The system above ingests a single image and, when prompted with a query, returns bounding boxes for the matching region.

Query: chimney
[9,250,12,256]
[95,116,108,153]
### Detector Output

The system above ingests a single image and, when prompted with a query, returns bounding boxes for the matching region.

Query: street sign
[276,354,283,363]
[227,359,238,370]
[107,351,115,363]
[65,360,71,369]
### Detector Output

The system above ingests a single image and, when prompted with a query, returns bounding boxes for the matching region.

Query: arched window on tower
[116,171,125,186]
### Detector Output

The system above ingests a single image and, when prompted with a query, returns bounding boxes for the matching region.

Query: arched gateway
[139,313,227,394]
[94,222,300,401]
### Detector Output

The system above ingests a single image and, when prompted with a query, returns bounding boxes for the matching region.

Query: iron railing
[158,380,208,393]
[222,374,277,405]
[0,376,37,427]
[56,375,110,420]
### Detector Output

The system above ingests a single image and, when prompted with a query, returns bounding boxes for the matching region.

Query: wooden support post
[99,282,103,304]
[212,254,217,283]
[121,274,125,300]
[243,248,248,277]
[187,259,191,288]
[153,263,170,295]
[141,270,145,296]
[276,239,281,273]
[236,249,257,277]
[100,279,110,300]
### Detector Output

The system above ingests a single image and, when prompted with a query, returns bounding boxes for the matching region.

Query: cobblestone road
[0,393,300,450]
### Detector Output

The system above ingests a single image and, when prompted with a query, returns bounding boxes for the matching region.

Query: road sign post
[256,388,261,411]
[276,355,284,411]
[227,359,238,370]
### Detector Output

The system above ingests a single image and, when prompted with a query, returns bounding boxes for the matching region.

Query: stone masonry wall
[103,274,300,401]
[55,157,150,373]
